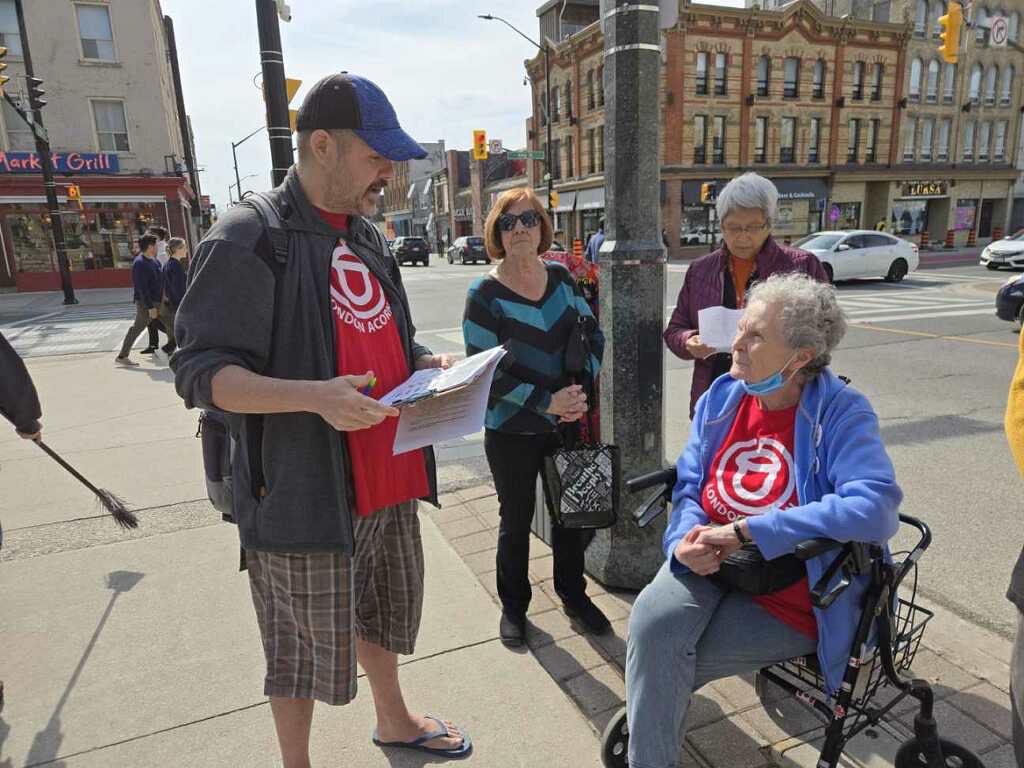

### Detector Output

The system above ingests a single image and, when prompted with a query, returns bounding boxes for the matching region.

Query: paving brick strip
[434,485,1017,768]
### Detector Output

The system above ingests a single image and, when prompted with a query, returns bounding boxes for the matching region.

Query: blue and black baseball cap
[295,72,427,161]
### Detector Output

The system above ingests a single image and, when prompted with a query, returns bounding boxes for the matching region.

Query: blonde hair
[167,237,187,257]
[483,187,553,260]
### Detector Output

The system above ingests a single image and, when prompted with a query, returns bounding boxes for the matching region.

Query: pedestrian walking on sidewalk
[463,187,610,649]
[140,225,171,354]
[171,73,469,766]
[664,172,829,418]
[585,219,604,263]
[158,237,188,356]
[114,233,161,367]
[1003,328,1024,765]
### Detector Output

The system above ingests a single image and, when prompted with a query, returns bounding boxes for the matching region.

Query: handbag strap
[566,292,599,445]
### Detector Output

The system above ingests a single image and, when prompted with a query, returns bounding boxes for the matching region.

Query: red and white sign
[990,15,1008,47]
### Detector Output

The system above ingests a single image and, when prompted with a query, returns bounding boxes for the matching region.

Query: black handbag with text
[541,312,620,530]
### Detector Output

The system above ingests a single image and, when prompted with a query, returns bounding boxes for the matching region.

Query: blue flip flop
[372,715,473,759]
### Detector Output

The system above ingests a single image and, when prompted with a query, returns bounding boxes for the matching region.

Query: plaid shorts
[246,500,423,705]
[353,500,424,655]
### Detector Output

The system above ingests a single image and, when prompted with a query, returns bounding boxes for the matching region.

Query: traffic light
[472,130,488,161]
[66,184,82,210]
[285,78,302,133]
[938,2,963,64]
[549,190,560,209]
[700,182,717,204]
[27,77,46,110]
[0,47,8,96]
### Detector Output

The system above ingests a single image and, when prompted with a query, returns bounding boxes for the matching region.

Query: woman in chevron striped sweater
[463,188,609,648]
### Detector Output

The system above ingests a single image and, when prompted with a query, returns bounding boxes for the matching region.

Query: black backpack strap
[242,192,289,274]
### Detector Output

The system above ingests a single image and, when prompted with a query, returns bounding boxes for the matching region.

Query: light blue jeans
[625,560,818,768]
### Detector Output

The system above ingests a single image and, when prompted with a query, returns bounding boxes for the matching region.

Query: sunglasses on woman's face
[497,210,541,232]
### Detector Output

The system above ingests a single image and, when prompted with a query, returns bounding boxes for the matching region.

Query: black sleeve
[0,331,41,434]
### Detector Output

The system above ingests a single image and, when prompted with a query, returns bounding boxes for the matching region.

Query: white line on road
[850,308,996,324]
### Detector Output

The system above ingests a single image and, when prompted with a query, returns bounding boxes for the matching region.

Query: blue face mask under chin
[741,353,798,397]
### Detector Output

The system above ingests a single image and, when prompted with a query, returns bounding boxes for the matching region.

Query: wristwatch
[732,520,749,545]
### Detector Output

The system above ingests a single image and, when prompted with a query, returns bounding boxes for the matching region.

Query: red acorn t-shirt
[318,208,429,516]
[701,395,817,639]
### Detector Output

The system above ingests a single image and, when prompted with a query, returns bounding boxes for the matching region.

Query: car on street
[793,230,919,283]
[680,227,714,245]
[995,272,1024,326]
[392,236,430,267]
[447,236,489,265]
[980,230,1024,270]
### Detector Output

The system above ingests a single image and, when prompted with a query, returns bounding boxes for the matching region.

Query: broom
[5,416,138,529]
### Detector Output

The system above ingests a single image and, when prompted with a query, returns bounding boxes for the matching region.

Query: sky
[161,0,744,212]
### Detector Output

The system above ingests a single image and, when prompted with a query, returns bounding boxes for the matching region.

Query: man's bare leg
[357,638,464,750]
[270,697,315,768]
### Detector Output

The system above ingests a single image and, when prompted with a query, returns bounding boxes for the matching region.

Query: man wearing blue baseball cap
[171,73,468,765]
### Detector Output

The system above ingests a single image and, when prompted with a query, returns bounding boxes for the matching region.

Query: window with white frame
[985,66,998,106]
[755,116,767,162]
[978,121,991,161]
[976,6,988,42]
[994,121,1007,161]
[1001,65,1014,106]
[937,118,951,161]
[813,59,826,98]
[867,118,880,162]
[943,63,956,103]
[695,52,709,95]
[926,60,939,102]
[872,63,883,100]
[903,117,917,161]
[712,115,726,162]
[853,61,865,100]
[914,0,927,35]
[714,53,727,96]
[1011,12,1020,42]
[694,115,707,163]
[809,117,821,163]
[910,58,922,101]
[931,0,944,37]
[76,3,116,61]
[757,55,770,97]
[920,118,934,161]
[92,99,130,151]
[2,99,32,150]
[963,120,975,160]
[847,118,861,163]
[780,117,796,162]
[783,57,800,98]
[0,0,21,56]
[969,64,982,103]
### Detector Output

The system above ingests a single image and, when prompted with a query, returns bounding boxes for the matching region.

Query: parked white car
[681,227,714,245]
[980,230,1024,270]
[793,230,920,283]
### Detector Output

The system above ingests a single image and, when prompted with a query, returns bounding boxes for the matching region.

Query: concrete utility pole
[255,0,292,186]
[586,0,666,589]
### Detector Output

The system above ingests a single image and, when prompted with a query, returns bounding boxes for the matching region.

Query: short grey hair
[745,273,847,378]
[715,172,779,227]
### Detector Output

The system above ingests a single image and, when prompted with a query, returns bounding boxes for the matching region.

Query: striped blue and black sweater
[463,263,604,434]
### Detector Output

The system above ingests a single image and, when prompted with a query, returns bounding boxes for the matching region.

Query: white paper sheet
[389,347,506,454]
[379,346,506,408]
[697,306,744,351]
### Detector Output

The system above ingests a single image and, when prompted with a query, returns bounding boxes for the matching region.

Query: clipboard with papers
[380,346,508,455]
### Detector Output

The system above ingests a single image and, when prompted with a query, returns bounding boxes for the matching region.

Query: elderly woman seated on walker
[624,273,902,768]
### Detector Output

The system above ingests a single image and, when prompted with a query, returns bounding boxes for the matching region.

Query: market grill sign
[0,151,120,174]
[901,181,948,199]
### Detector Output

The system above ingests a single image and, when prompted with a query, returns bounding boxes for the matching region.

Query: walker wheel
[600,707,630,768]
[893,737,985,768]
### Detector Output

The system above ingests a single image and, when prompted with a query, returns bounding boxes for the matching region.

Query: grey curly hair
[745,273,847,378]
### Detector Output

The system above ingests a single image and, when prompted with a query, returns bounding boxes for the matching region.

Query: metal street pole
[587,0,666,589]
[14,0,76,304]
[255,0,292,186]
[231,125,266,199]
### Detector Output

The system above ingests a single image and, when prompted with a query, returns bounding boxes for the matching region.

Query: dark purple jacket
[664,236,828,417]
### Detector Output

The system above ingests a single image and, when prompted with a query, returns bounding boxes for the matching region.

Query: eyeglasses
[498,210,541,232]
[723,222,769,237]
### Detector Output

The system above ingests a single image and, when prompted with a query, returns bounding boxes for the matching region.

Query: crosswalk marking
[848,308,995,324]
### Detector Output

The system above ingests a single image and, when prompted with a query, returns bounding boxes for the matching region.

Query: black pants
[146,317,165,349]
[484,429,587,617]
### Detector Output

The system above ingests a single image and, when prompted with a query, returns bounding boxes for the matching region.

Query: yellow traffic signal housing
[549,190,560,209]
[67,184,83,209]
[285,78,302,133]
[938,2,963,64]
[472,130,488,161]
[0,46,8,96]
[700,182,717,204]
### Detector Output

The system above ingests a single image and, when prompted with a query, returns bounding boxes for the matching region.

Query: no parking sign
[990,15,1008,47]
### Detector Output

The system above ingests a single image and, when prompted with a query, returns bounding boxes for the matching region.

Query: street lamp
[229,174,258,205]
[478,13,554,218]
[231,125,266,200]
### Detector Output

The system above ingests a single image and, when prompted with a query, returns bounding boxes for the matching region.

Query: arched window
[943,62,956,103]
[985,65,998,105]
[931,0,944,37]
[757,55,771,97]
[976,7,989,42]
[910,58,923,100]
[969,64,983,103]
[1010,12,1020,41]
[914,0,928,35]
[927,60,940,102]
[813,59,826,98]
[1001,65,1015,106]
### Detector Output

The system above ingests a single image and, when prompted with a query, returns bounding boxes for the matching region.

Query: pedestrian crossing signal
[472,130,488,161]
[938,2,963,64]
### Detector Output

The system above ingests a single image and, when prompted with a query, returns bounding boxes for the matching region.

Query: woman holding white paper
[664,172,828,418]
[462,187,608,649]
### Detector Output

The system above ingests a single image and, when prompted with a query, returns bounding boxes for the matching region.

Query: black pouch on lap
[708,544,805,596]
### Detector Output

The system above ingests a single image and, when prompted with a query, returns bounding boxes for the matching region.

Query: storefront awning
[576,186,605,211]
[555,190,576,213]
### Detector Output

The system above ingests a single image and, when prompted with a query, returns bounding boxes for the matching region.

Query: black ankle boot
[499,611,526,647]
[563,596,611,635]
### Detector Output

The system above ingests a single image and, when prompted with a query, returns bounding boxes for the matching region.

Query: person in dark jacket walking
[114,234,161,367]
[171,73,468,765]
[664,173,828,418]
[158,237,187,355]
[141,226,170,354]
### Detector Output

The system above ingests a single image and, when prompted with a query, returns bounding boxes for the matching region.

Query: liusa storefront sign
[0,151,120,174]
[901,181,948,198]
